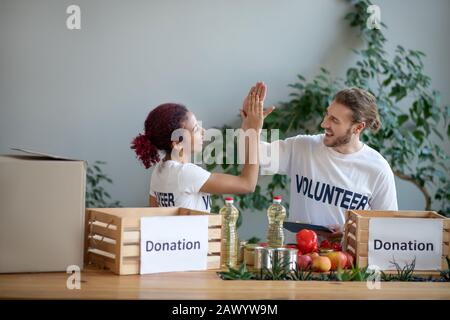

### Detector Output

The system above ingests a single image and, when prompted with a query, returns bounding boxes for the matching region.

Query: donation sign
[140,215,209,274]
[368,218,443,270]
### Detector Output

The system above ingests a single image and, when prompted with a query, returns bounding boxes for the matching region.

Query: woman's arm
[200,88,264,195]
[149,195,158,207]
[199,134,260,194]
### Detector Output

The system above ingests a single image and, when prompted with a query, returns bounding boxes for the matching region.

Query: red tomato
[319,240,331,249]
[296,229,318,254]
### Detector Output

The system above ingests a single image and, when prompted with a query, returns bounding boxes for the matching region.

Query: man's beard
[324,128,352,148]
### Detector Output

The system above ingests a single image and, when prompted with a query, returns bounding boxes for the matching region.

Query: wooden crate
[84,207,222,275]
[343,210,450,276]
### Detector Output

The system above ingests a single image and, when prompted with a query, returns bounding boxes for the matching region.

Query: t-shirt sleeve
[178,163,212,194]
[370,167,398,210]
[260,136,296,175]
[149,174,156,197]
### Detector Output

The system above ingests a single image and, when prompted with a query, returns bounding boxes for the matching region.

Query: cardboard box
[0,148,86,273]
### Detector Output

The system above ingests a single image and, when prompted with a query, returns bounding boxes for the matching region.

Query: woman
[131,82,273,212]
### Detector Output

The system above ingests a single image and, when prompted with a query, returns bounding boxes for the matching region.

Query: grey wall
[1,0,449,241]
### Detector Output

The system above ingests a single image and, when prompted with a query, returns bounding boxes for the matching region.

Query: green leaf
[413,130,424,142]
[389,84,407,102]
[397,114,408,126]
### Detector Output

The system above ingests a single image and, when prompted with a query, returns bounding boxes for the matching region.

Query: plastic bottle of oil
[266,195,286,247]
[219,197,239,270]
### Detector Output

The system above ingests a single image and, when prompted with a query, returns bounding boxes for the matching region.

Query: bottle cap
[225,197,234,204]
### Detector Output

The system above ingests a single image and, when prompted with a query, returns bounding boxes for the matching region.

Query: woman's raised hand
[240,82,275,124]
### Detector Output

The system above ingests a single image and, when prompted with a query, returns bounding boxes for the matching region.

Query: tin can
[243,244,263,267]
[254,247,273,270]
[238,240,247,264]
[254,247,298,271]
[273,247,298,270]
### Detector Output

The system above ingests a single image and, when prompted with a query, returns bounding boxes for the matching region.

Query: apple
[311,256,331,273]
[343,252,354,269]
[327,251,347,271]
[297,254,312,270]
[306,252,319,258]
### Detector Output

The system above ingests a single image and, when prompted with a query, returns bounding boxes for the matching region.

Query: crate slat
[347,235,358,253]
[207,214,222,226]
[207,255,220,269]
[208,228,222,240]
[208,241,221,254]
[122,245,139,257]
[90,224,118,240]
[87,252,116,272]
[443,243,449,256]
[88,238,116,254]
[120,261,140,275]
[444,220,450,230]
[89,210,120,225]
[346,243,356,255]
[122,231,140,244]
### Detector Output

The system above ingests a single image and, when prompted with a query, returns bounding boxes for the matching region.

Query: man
[244,84,398,241]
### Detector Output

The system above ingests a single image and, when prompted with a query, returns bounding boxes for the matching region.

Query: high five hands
[240,81,275,130]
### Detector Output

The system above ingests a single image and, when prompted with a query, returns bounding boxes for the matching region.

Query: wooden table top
[1,268,449,300]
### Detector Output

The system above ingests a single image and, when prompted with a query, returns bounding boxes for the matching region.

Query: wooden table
[1,268,449,300]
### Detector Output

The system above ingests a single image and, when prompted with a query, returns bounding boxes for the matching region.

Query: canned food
[238,240,247,264]
[254,247,273,270]
[273,247,298,270]
[243,244,263,266]
[254,247,298,271]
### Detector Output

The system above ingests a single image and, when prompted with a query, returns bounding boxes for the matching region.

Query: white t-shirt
[149,160,212,212]
[261,134,398,228]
